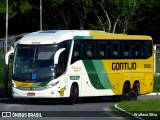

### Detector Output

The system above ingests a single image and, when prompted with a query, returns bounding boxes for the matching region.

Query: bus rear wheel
[130,83,139,100]
[68,85,78,105]
[121,83,131,101]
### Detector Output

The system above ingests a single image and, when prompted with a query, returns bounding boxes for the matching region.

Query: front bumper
[12,87,62,98]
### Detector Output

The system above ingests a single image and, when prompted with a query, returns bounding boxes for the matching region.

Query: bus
[5,30,154,104]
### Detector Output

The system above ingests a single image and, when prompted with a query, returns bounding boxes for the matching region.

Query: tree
[110,0,145,33]
[89,0,157,34]
[0,0,32,36]
[0,0,160,41]
[70,0,93,30]
[42,0,93,30]
[0,0,32,19]
[43,0,68,29]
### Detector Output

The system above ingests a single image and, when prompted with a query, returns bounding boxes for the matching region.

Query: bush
[0,56,4,80]
[0,56,4,88]
[154,75,160,92]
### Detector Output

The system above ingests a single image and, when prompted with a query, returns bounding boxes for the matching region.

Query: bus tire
[121,83,131,101]
[68,85,78,105]
[131,83,139,100]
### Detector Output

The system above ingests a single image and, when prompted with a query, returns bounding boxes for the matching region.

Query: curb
[114,103,144,120]
[142,92,160,96]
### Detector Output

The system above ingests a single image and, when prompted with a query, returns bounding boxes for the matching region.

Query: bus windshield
[13,44,58,81]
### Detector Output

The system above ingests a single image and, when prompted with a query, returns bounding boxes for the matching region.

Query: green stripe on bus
[92,60,113,89]
[32,80,50,87]
[74,36,94,40]
[83,60,105,89]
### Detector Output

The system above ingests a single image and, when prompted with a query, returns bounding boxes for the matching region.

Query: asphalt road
[0,97,124,120]
[0,95,160,120]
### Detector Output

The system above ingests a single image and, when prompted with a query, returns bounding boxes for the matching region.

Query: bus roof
[90,31,152,40]
[17,30,152,45]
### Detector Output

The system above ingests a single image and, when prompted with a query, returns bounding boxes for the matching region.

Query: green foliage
[110,105,135,120]
[119,99,160,111]
[74,0,94,14]
[0,0,5,13]
[50,0,65,7]
[19,0,32,14]
[0,0,160,37]
[88,22,105,31]
[88,20,109,31]
[0,56,4,88]
[114,99,160,120]
[154,76,160,92]
[0,56,12,90]
[0,0,32,19]
[156,53,160,73]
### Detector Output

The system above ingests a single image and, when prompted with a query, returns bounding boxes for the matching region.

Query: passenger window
[144,41,152,58]
[122,41,132,59]
[73,51,79,58]
[71,41,84,64]
[134,42,143,58]
[111,41,120,59]
[71,40,152,63]
[98,41,109,59]
[85,41,94,58]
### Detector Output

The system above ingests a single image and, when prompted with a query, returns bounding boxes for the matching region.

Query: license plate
[27,92,35,96]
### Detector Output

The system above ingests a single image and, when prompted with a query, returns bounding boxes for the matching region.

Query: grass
[110,105,133,120]
[156,51,160,73]
[111,99,160,120]
[154,75,160,92]
[110,75,160,119]
[118,99,160,111]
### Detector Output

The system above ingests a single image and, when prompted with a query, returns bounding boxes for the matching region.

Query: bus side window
[74,51,79,58]
[122,41,132,59]
[144,41,152,58]
[134,42,143,58]
[111,41,120,59]
[71,41,84,64]
[85,41,97,59]
[98,41,109,59]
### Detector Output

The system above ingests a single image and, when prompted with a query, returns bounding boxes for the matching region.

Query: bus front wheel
[68,85,78,105]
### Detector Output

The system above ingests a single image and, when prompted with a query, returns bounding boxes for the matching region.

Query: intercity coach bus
[5,30,154,104]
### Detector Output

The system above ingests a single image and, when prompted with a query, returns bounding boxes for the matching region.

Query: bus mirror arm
[54,48,66,65]
[5,48,14,65]
[4,47,14,94]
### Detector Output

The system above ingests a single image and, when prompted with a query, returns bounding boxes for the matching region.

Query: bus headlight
[12,83,17,88]
[45,81,59,89]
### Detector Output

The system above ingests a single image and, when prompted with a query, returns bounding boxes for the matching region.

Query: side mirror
[54,48,66,64]
[5,48,14,65]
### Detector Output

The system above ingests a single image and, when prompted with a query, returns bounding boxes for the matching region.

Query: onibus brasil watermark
[134,112,158,117]
[1,112,42,118]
